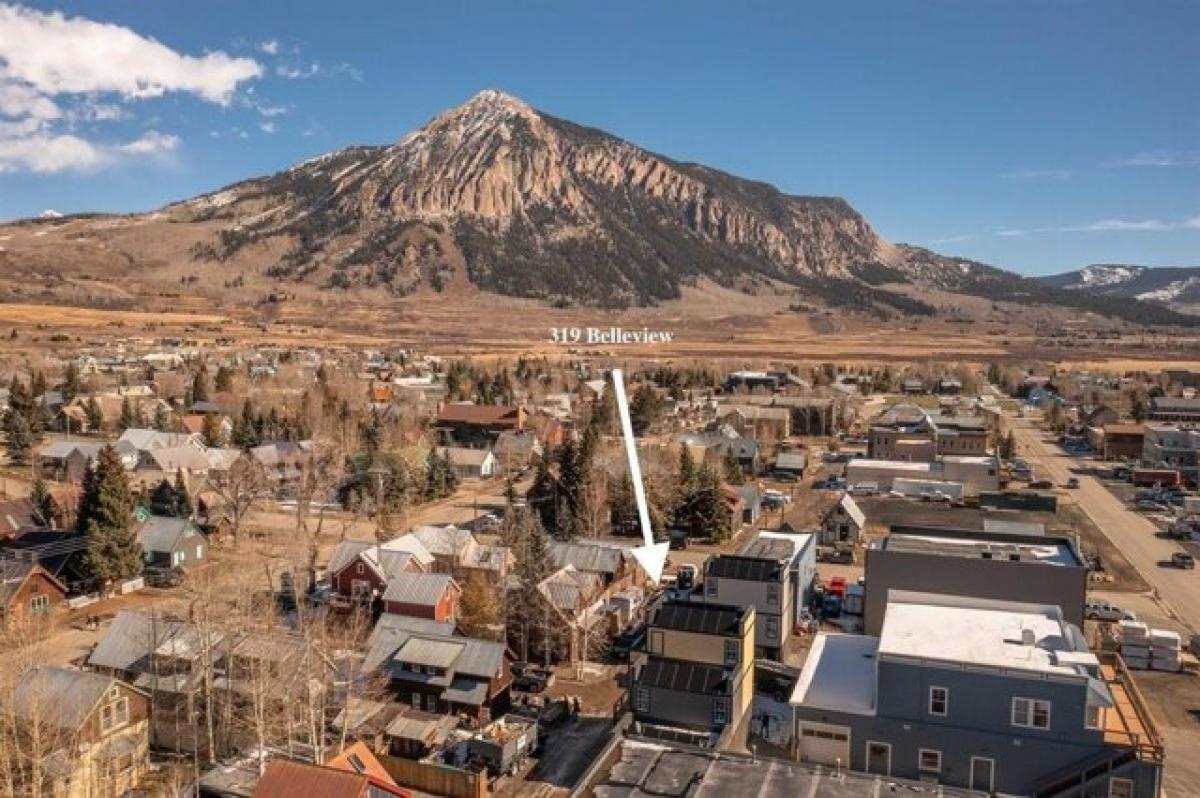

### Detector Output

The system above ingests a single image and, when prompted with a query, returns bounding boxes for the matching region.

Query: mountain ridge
[0,89,1195,326]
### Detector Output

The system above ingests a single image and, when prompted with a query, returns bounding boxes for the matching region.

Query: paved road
[1008,418,1200,633]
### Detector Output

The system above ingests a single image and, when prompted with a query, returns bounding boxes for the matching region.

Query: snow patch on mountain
[1138,277,1200,302]
[1077,264,1143,288]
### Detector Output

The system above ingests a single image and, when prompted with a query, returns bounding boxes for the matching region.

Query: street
[1008,417,1200,633]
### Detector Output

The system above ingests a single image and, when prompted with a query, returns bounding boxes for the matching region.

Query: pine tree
[191,365,210,403]
[173,469,193,517]
[4,412,32,465]
[29,472,62,528]
[629,383,661,436]
[722,447,744,485]
[153,402,170,432]
[78,445,143,587]
[61,361,80,404]
[118,396,136,431]
[609,471,638,536]
[678,445,697,494]
[84,395,103,432]
[526,449,559,533]
[680,463,732,543]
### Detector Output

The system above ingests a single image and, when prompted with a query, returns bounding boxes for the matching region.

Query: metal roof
[395,637,465,669]
[551,541,625,575]
[137,515,198,554]
[88,609,185,673]
[707,555,783,582]
[381,572,455,607]
[13,666,119,730]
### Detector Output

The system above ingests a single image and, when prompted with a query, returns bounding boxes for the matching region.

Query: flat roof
[790,633,878,716]
[878,593,1089,678]
[882,532,1080,567]
[848,459,931,472]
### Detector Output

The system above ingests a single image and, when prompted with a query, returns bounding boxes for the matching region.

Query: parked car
[849,481,879,497]
[1169,552,1196,570]
[1064,477,1080,489]
[1135,500,1167,512]
[144,566,184,588]
[511,662,555,693]
[1030,479,1054,490]
[1085,600,1136,622]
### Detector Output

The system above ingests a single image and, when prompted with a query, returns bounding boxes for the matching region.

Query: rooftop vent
[1020,628,1036,646]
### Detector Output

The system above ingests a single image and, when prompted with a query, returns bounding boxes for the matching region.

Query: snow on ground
[751,694,793,747]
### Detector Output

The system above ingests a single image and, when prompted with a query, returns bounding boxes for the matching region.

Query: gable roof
[550,541,625,576]
[13,666,132,730]
[253,759,408,798]
[137,515,198,554]
[88,610,191,672]
[0,560,66,608]
[364,615,504,681]
[118,428,202,453]
[381,571,456,607]
[436,402,519,425]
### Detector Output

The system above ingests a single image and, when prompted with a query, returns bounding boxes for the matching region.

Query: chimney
[1020,628,1036,646]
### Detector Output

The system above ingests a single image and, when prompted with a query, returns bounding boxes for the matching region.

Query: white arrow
[611,368,669,583]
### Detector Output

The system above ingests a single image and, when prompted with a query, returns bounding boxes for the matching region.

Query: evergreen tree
[214,365,234,393]
[84,395,103,432]
[525,449,559,533]
[590,382,617,435]
[678,445,697,494]
[29,472,62,528]
[609,471,638,535]
[153,402,170,432]
[78,445,143,587]
[722,447,744,485]
[4,412,32,465]
[191,365,210,403]
[61,361,81,404]
[172,469,193,517]
[30,371,47,402]
[118,396,136,431]
[233,398,260,449]
[679,464,732,542]
[628,383,662,436]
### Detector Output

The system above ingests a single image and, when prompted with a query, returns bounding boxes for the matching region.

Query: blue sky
[0,1,1196,276]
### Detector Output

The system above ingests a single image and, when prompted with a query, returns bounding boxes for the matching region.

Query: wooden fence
[380,754,488,798]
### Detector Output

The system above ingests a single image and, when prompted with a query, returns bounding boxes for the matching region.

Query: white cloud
[1001,167,1071,181]
[1183,215,1200,231]
[0,4,262,104]
[1107,150,1200,168]
[989,215,1199,238]
[258,121,275,134]
[259,39,280,56]
[119,130,179,155]
[0,80,60,121]
[0,132,104,172]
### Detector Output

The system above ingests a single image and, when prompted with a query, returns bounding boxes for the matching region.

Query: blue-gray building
[791,592,1163,797]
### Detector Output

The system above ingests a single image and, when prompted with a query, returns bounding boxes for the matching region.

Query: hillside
[0,90,1195,326]
[1040,265,1200,314]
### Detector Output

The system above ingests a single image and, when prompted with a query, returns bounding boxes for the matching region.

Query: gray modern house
[864,524,1087,636]
[791,591,1164,797]
[703,532,814,659]
[631,600,755,746]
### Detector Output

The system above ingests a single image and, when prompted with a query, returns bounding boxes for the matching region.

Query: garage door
[798,722,850,766]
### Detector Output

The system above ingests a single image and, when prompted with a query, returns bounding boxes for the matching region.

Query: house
[409,525,509,585]
[772,450,807,481]
[845,455,999,496]
[1080,403,1120,429]
[535,565,606,662]
[550,541,636,588]
[248,441,314,492]
[717,404,791,441]
[677,427,761,475]
[37,440,109,481]
[434,402,525,446]
[492,430,543,472]
[631,601,755,744]
[117,427,204,455]
[327,538,431,606]
[820,493,866,546]
[364,614,512,723]
[181,413,233,440]
[863,524,1088,636]
[253,757,410,798]
[704,533,813,660]
[136,515,206,570]
[435,446,500,480]
[791,592,1163,797]
[901,377,926,394]
[381,571,460,622]
[724,370,782,393]
[12,666,151,798]
[1,559,67,626]
[1102,424,1145,461]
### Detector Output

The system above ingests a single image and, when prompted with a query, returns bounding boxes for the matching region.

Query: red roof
[253,760,409,798]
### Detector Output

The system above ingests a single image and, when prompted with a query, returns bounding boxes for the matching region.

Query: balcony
[1095,650,1165,763]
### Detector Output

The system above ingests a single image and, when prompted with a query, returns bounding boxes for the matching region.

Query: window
[765,616,780,641]
[1012,697,1051,730]
[347,753,366,774]
[723,639,739,667]
[29,594,50,612]
[356,563,365,575]
[411,691,422,709]
[706,577,719,598]
[928,686,948,716]
[1086,704,1103,730]
[1108,778,1133,798]
[648,630,663,655]
[634,686,650,712]
[766,583,780,607]
[712,700,728,726]
[918,749,942,773]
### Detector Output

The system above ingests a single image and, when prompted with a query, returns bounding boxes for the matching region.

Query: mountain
[0,89,1195,326]
[1040,265,1200,313]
